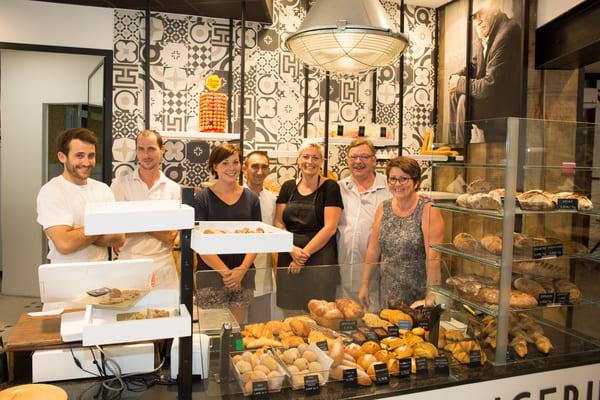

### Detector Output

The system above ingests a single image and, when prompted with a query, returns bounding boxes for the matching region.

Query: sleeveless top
[377,197,429,308]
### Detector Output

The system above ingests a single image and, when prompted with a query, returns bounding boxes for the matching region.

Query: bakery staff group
[37,127,439,313]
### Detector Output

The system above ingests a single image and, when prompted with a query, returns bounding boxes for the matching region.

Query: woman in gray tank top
[359,157,444,309]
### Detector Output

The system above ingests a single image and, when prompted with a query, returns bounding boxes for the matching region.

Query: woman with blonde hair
[274,143,343,312]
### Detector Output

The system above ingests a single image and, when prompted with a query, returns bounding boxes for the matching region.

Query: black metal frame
[398,0,405,156]
[0,41,113,185]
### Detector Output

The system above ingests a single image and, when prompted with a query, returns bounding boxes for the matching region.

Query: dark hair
[57,128,97,155]
[137,129,163,148]
[208,143,242,178]
[347,138,375,156]
[386,156,421,185]
[245,150,269,166]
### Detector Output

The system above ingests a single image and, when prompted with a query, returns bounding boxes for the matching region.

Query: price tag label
[374,363,389,384]
[415,357,428,375]
[339,320,357,332]
[399,358,411,378]
[538,293,555,306]
[506,346,516,362]
[358,126,366,137]
[555,292,570,305]
[557,198,578,210]
[398,320,411,331]
[387,325,399,337]
[469,350,482,368]
[434,356,449,375]
[304,375,320,395]
[380,126,387,138]
[337,125,344,136]
[532,246,547,259]
[316,341,328,352]
[365,331,379,342]
[342,368,358,388]
[252,381,269,397]
[546,244,563,257]
[418,320,429,330]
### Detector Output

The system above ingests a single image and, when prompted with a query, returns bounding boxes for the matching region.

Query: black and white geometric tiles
[111,1,436,189]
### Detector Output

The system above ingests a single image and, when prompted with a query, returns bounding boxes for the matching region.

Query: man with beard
[111,130,181,288]
[448,0,521,143]
[37,128,124,263]
[336,139,390,310]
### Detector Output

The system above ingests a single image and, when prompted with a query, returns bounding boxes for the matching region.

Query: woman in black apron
[274,143,343,311]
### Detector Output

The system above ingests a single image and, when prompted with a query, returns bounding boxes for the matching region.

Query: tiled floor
[0,294,42,343]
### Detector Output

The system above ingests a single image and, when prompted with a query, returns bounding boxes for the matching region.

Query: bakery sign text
[493,381,598,400]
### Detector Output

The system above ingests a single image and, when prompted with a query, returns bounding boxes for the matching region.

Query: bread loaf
[517,190,555,211]
[513,277,546,299]
[467,179,493,194]
[467,193,502,210]
[554,279,582,303]
[552,192,593,210]
[453,233,480,252]
[481,234,502,255]
[335,298,365,319]
[456,193,471,208]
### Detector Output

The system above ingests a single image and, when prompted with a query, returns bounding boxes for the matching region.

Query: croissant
[413,342,438,359]
[531,332,553,354]
[510,337,528,358]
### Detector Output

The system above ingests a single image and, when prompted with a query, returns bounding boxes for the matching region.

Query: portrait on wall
[439,0,523,144]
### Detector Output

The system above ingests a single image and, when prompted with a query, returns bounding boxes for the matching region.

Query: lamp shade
[286,0,409,75]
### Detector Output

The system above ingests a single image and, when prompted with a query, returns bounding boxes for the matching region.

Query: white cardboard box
[191,221,292,254]
[170,333,210,379]
[84,200,194,235]
[82,290,191,346]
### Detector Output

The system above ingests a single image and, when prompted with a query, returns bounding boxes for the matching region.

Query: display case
[426,117,600,365]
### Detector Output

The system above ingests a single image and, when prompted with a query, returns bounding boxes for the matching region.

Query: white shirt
[110,168,181,258]
[37,175,115,263]
[245,185,277,296]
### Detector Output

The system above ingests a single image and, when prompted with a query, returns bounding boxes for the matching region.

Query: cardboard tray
[275,343,333,390]
[191,221,293,254]
[84,200,194,235]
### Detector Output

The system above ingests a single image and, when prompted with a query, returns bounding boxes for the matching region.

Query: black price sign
[337,125,344,136]
[398,320,411,331]
[468,350,482,368]
[373,363,389,384]
[434,356,449,375]
[532,246,547,259]
[546,244,563,257]
[304,375,320,394]
[399,358,411,378]
[418,320,429,330]
[506,346,516,362]
[339,320,357,332]
[555,292,571,305]
[358,126,366,137]
[365,331,379,342]
[380,127,387,138]
[342,368,358,388]
[538,293,555,306]
[316,341,328,351]
[415,357,428,375]
[557,198,578,210]
[387,325,399,337]
[252,381,269,397]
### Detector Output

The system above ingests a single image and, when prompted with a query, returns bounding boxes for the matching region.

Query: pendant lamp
[286,0,409,75]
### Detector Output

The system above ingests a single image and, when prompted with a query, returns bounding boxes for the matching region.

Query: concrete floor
[0,293,42,344]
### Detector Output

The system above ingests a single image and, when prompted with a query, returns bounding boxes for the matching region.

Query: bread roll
[335,298,365,319]
[328,341,344,367]
[481,234,502,255]
[344,343,364,360]
[393,345,413,359]
[412,342,438,359]
[374,349,393,363]
[357,354,377,371]
[453,233,480,252]
[467,179,493,194]
[360,341,381,354]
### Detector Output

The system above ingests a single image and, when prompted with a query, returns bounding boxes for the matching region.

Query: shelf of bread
[304,136,397,147]
[160,131,240,141]
[191,221,293,255]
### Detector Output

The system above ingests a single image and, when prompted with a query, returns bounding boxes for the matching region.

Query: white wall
[537,0,585,28]
[1,50,103,296]
[0,0,113,50]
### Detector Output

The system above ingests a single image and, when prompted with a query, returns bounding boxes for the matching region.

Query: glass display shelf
[160,131,240,141]
[431,162,507,169]
[433,203,596,218]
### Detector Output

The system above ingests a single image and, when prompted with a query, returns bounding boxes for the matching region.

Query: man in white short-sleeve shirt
[37,128,125,263]
[337,139,390,310]
[243,151,277,322]
[111,130,181,288]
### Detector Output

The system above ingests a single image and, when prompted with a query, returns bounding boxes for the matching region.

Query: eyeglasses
[300,154,321,161]
[349,154,374,160]
[388,176,413,185]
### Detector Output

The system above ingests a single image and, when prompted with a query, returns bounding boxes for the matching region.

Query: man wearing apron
[111,130,181,288]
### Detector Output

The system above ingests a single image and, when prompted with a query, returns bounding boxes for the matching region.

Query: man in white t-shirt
[111,130,181,288]
[243,151,277,322]
[337,139,390,310]
[37,128,125,263]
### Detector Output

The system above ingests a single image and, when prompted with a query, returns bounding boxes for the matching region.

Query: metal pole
[240,1,246,162]
[144,0,150,130]
[372,70,377,123]
[398,0,405,156]
[324,72,330,174]
[227,19,234,133]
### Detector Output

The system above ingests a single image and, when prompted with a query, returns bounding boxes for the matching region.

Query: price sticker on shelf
[380,126,387,138]
[399,358,411,378]
[546,244,563,257]
[555,292,571,305]
[387,325,399,337]
[339,320,357,332]
[532,246,547,259]
[316,341,328,352]
[538,293,555,306]
[418,320,430,330]
[342,368,358,388]
[468,350,482,368]
[252,381,269,397]
[304,375,320,395]
[434,356,449,375]
[557,198,578,210]
[358,126,366,137]
[373,363,389,384]
[337,125,344,136]
[398,320,411,331]
[365,331,379,341]
[415,357,428,375]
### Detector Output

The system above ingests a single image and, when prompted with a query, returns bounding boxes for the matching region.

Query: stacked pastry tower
[199,74,227,133]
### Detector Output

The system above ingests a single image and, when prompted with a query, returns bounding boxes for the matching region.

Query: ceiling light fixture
[286,0,409,75]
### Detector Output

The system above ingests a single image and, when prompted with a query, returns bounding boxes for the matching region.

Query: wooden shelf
[160,131,240,141]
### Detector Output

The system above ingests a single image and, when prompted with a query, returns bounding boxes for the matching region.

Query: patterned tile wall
[111,1,436,189]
